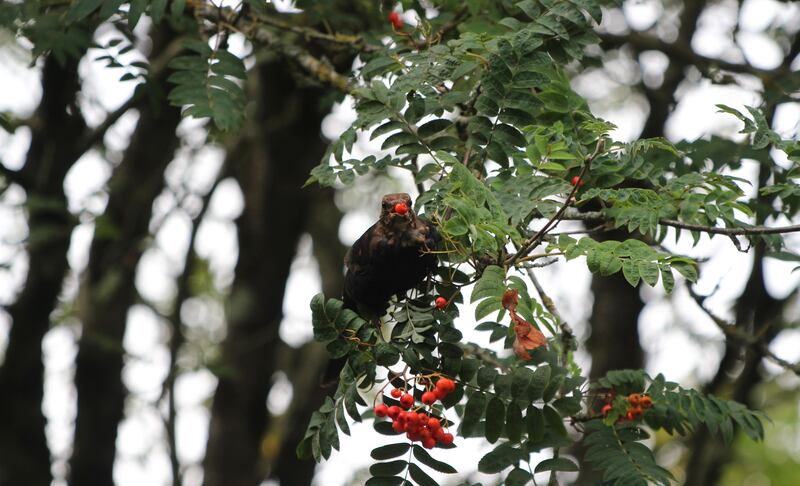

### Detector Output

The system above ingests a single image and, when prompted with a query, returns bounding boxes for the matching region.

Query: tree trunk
[271,187,346,485]
[202,61,329,486]
[68,27,182,486]
[0,55,86,486]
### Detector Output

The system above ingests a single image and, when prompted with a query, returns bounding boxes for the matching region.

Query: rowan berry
[387,406,401,419]
[388,11,404,29]
[390,388,402,399]
[440,432,454,445]
[393,202,408,214]
[601,404,612,416]
[628,393,641,406]
[427,417,441,430]
[374,404,388,417]
[640,395,653,409]
[571,175,583,187]
[421,391,438,405]
[399,393,414,409]
[434,296,447,309]
[436,378,455,394]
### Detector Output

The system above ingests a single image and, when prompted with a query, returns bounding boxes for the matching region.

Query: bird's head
[379,193,415,229]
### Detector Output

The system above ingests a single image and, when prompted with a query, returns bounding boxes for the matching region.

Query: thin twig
[507,139,606,266]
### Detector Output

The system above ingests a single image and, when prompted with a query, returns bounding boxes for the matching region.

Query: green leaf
[65,0,104,23]
[371,443,411,460]
[485,397,506,443]
[370,460,408,477]
[506,403,524,443]
[477,443,525,473]
[412,445,457,473]
[461,391,487,436]
[534,457,579,473]
[418,119,452,138]
[407,463,438,486]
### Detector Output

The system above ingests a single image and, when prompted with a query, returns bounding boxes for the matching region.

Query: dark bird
[343,193,440,319]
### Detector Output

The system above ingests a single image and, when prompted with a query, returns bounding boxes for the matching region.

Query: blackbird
[343,193,440,319]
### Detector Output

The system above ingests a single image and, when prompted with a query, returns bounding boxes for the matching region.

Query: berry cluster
[373,378,457,449]
[600,392,654,421]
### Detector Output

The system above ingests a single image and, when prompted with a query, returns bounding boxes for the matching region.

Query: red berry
[390,388,402,398]
[399,393,414,409]
[626,410,635,421]
[601,404,612,416]
[427,417,441,429]
[433,428,445,442]
[640,396,653,409]
[387,406,401,419]
[571,175,583,187]
[440,432,454,445]
[374,404,389,417]
[422,437,437,449]
[436,378,455,394]
[392,421,405,432]
[421,391,438,405]
[434,296,447,309]
[627,393,641,406]
[388,11,404,29]
[393,202,408,214]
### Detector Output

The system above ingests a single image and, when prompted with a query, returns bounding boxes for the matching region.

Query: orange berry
[628,393,641,406]
[640,395,653,409]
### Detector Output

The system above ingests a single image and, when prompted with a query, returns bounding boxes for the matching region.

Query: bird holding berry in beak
[343,193,440,319]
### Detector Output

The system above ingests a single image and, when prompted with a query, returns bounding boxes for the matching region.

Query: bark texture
[68,27,182,486]
[0,55,86,486]
[202,60,329,486]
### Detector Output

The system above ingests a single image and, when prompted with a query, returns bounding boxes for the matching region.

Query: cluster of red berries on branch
[600,392,654,422]
[374,378,457,449]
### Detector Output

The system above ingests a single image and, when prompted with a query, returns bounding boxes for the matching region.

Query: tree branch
[506,139,606,266]
[688,286,800,375]
[551,208,800,236]
[599,32,787,80]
